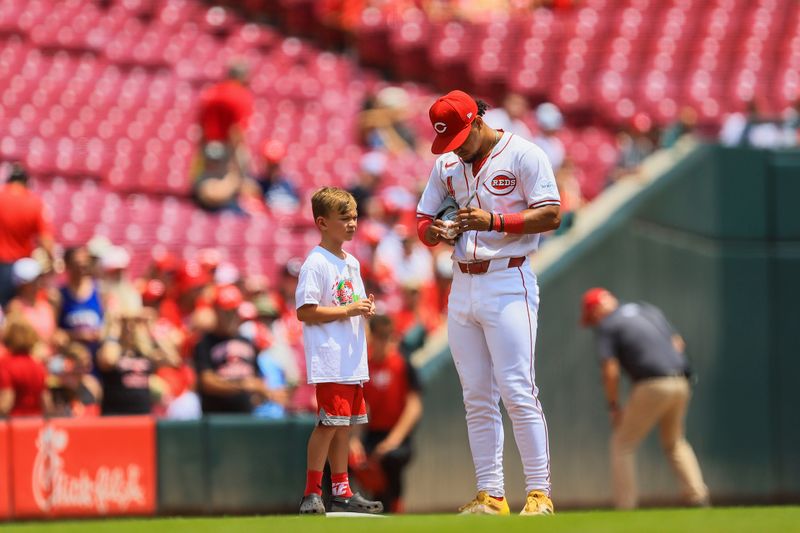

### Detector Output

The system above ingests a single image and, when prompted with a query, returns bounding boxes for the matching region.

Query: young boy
[296,187,383,515]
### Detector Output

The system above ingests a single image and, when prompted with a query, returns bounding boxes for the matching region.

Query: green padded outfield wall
[157,416,317,514]
[405,145,800,511]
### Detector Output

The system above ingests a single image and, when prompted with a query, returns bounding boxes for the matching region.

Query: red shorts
[316,383,368,426]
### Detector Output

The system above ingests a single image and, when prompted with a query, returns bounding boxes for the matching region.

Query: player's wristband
[417,216,438,246]
[502,212,525,233]
[488,212,494,232]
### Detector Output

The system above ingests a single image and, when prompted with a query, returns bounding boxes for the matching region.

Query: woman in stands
[58,246,105,369]
[0,318,52,417]
[6,257,59,359]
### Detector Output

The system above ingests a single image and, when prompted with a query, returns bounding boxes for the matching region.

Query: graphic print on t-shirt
[333,278,357,306]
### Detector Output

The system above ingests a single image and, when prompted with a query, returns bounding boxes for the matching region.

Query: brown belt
[458,256,526,275]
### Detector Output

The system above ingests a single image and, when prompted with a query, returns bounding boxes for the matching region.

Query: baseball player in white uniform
[416,90,561,515]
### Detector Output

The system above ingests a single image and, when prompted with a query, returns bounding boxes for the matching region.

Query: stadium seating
[3,0,796,277]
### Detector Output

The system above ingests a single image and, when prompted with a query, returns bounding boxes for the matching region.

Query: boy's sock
[331,472,354,498]
[304,470,324,497]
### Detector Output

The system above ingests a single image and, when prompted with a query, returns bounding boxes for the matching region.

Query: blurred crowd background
[1,0,799,422]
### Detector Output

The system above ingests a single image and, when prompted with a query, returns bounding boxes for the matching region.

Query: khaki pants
[611,376,709,509]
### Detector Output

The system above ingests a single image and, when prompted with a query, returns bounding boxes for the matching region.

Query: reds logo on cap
[434,122,448,134]
[485,172,517,196]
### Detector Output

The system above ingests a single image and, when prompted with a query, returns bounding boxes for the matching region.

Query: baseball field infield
[2,506,798,533]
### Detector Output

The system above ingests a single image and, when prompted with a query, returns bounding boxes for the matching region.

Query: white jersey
[416,132,560,262]
[295,246,369,384]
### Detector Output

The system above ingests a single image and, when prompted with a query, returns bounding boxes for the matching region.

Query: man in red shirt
[0,164,54,307]
[354,315,423,513]
[198,64,253,147]
[193,65,254,213]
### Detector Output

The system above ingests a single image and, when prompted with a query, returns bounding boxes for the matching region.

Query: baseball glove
[435,195,459,222]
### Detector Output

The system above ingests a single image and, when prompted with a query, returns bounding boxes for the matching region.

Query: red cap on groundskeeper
[581,287,609,326]
[429,90,478,155]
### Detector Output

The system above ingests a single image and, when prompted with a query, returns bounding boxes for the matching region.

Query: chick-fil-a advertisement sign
[10,416,156,518]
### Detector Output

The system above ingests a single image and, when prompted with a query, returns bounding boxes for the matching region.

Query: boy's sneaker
[519,490,554,516]
[299,493,326,515]
[329,492,383,514]
[458,491,510,515]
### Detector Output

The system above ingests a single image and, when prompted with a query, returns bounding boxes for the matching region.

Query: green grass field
[2,507,799,533]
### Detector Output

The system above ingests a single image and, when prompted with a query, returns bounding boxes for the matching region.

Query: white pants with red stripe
[447,258,551,497]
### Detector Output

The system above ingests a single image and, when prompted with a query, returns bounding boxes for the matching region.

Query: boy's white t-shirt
[295,246,369,384]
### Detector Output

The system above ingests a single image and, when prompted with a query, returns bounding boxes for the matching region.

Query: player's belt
[457,256,526,275]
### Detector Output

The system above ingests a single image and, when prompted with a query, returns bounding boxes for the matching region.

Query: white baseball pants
[447,259,551,497]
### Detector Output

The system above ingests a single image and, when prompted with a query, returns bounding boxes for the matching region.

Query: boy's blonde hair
[2,317,39,354]
[311,187,357,220]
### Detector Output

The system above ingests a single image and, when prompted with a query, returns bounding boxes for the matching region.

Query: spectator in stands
[252,139,300,212]
[58,246,105,362]
[198,63,253,156]
[100,245,142,319]
[393,281,439,357]
[87,235,113,280]
[48,342,101,418]
[0,318,51,417]
[358,87,417,154]
[554,157,584,234]
[484,93,533,140]
[376,221,435,291]
[782,99,800,147]
[273,260,314,412]
[6,258,59,358]
[532,102,566,172]
[608,113,655,184]
[660,106,698,149]
[192,141,247,213]
[97,300,177,416]
[352,315,423,513]
[348,151,387,219]
[194,285,276,414]
[0,163,54,308]
[719,98,785,149]
[141,278,199,420]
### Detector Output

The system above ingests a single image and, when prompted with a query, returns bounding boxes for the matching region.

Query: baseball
[442,220,459,240]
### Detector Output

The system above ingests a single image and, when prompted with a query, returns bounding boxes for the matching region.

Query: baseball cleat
[329,492,383,514]
[519,490,554,516]
[458,491,510,515]
[299,493,326,515]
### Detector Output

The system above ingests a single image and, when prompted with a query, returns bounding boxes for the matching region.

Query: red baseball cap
[214,284,244,311]
[581,287,609,326]
[429,90,478,154]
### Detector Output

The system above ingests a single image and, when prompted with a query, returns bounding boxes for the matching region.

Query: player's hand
[346,298,374,318]
[428,219,458,245]
[456,206,492,232]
